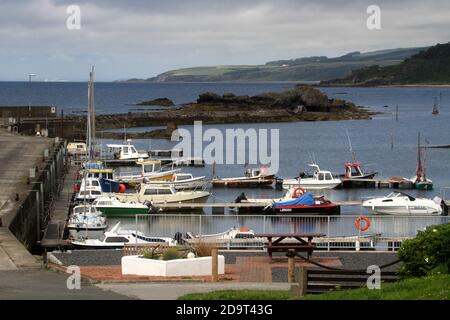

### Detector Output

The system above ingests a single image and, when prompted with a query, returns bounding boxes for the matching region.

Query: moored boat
[71,222,177,249]
[144,173,208,190]
[92,195,150,216]
[115,184,210,205]
[281,164,342,190]
[212,167,275,188]
[235,188,340,215]
[362,192,444,215]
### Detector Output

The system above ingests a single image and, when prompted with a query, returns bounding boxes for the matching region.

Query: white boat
[91,195,150,216]
[67,213,107,232]
[282,164,342,190]
[212,167,275,188]
[184,227,264,243]
[106,140,149,160]
[115,185,210,205]
[76,177,103,200]
[71,222,177,249]
[144,173,207,190]
[114,159,179,184]
[362,192,443,215]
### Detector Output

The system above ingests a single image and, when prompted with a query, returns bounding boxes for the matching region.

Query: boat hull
[94,206,149,216]
[282,180,341,190]
[237,203,340,215]
[213,175,275,188]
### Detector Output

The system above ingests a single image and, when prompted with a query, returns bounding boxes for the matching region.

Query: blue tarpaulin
[273,192,315,207]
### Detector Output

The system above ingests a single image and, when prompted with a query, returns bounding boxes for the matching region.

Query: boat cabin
[107,140,149,160]
[83,168,114,180]
[344,162,364,178]
[67,142,87,155]
[310,164,335,181]
[139,185,176,196]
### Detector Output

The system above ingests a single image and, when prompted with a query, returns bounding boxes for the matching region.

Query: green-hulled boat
[91,196,150,216]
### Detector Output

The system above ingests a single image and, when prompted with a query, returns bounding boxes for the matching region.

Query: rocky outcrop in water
[136,97,175,106]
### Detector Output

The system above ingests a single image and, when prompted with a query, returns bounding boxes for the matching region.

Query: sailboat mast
[346,129,357,162]
[88,66,96,159]
[416,132,422,182]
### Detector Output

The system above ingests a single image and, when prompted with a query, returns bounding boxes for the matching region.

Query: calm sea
[1,81,449,236]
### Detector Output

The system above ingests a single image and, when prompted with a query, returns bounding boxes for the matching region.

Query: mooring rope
[294,252,402,272]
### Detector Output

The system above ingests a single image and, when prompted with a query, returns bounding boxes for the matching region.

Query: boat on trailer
[212,166,275,188]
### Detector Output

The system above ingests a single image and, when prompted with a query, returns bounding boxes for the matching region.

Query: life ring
[293,187,305,198]
[355,216,371,231]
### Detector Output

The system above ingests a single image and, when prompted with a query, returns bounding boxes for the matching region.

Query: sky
[0,0,449,81]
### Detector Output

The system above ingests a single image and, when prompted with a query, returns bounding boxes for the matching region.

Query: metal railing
[132,214,450,251]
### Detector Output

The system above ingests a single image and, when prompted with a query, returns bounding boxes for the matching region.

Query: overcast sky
[0,0,449,81]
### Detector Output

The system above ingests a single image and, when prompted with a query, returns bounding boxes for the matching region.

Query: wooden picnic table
[254,233,326,260]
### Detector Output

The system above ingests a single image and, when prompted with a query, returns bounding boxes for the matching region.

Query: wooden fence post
[211,248,218,282]
[288,255,295,283]
[290,267,308,298]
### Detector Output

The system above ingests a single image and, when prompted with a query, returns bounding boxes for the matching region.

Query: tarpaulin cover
[273,192,315,207]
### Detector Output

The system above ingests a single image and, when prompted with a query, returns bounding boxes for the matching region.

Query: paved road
[0,270,130,300]
[97,282,290,300]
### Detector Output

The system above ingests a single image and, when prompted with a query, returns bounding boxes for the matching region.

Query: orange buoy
[118,184,126,193]
[355,216,371,231]
[293,187,305,198]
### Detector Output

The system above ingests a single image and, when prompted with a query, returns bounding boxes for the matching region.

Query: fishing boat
[115,184,210,205]
[144,173,208,190]
[91,195,150,216]
[114,159,179,185]
[212,166,275,188]
[106,140,149,160]
[362,192,444,215]
[411,132,433,190]
[341,162,377,180]
[235,189,340,215]
[281,164,342,190]
[71,222,177,249]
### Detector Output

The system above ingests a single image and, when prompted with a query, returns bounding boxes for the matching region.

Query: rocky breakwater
[60,86,373,140]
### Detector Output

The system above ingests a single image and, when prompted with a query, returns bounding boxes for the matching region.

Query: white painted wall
[121,255,225,277]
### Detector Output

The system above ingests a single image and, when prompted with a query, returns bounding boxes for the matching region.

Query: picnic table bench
[254,233,326,260]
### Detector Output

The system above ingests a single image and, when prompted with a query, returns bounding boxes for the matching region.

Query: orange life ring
[355,216,371,231]
[293,187,305,198]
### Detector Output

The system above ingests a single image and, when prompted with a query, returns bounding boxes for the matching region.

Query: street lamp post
[28,73,36,116]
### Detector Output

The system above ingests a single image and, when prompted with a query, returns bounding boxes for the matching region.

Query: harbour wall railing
[133,214,450,251]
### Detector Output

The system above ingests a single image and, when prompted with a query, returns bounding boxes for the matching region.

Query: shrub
[141,246,162,260]
[398,223,450,278]
[162,248,182,261]
[191,241,216,257]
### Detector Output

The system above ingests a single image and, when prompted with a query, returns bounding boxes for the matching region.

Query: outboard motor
[234,192,248,203]
[174,232,183,245]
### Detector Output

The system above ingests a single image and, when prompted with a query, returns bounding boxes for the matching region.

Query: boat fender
[355,216,371,231]
[118,184,126,193]
[293,187,305,198]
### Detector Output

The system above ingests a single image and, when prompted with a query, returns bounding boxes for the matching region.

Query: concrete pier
[0,128,66,269]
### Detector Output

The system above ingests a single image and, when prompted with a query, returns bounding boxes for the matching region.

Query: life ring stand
[355,216,371,231]
[292,187,305,198]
